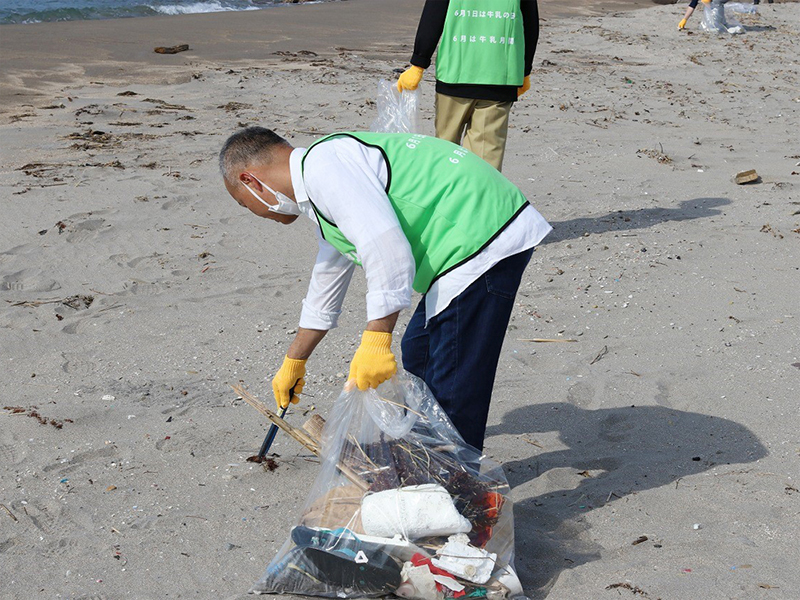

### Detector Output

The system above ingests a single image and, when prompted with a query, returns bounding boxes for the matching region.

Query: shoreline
[0,0,683,110]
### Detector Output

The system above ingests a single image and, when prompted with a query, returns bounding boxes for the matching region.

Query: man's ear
[239,172,261,190]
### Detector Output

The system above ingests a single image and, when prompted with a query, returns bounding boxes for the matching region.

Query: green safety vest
[436,0,525,87]
[301,132,529,294]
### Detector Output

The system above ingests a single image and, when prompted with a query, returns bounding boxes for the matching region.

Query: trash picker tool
[256,405,287,461]
[255,381,297,462]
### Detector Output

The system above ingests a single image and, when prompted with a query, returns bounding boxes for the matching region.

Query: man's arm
[410,0,450,69]
[299,231,356,331]
[286,327,328,360]
[272,234,355,409]
[366,311,399,334]
[304,139,414,390]
[521,0,540,77]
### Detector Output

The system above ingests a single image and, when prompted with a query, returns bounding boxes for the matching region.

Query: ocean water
[0,0,301,24]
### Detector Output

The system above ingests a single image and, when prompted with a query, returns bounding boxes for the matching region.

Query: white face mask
[242,174,302,216]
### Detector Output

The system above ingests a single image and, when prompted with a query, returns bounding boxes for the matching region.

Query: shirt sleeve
[410,0,449,69]
[521,0,539,77]
[303,138,415,323]
[298,229,356,330]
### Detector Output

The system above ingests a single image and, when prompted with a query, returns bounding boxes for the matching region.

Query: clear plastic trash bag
[251,372,525,600]
[701,0,755,35]
[370,79,421,134]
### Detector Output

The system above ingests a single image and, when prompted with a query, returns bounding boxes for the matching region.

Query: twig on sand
[9,297,62,307]
[1,504,18,522]
[521,437,544,448]
[590,345,609,365]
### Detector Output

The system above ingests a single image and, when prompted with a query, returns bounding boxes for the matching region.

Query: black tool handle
[256,381,297,461]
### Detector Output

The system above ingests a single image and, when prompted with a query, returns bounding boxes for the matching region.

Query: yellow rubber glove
[678,18,688,29]
[701,0,710,3]
[517,75,531,98]
[272,355,306,410]
[348,331,397,391]
[397,66,424,93]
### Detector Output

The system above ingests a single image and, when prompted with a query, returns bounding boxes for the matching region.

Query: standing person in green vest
[396,0,539,172]
[219,126,551,450]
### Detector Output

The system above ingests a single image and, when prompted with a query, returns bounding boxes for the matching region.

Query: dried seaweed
[3,405,72,429]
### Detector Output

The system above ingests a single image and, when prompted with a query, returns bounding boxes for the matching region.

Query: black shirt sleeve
[410,0,450,69]
[521,0,539,77]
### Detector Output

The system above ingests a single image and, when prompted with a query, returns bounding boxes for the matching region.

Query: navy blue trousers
[401,249,533,451]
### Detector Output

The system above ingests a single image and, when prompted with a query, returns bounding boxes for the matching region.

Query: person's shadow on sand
[487,402,767,598]
[541,197,730,244]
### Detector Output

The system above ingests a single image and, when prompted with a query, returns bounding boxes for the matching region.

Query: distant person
[679,0,766,30]
[678,0,707,30]
[396,0,539,172]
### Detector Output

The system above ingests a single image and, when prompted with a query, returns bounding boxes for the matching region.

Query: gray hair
[218,126,290,185]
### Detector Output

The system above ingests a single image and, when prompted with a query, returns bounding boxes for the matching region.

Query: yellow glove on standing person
[678,18,688,29]
[272,355,306,410]
[348,331,397,391]
[397,66,425,93]
[517,75,531,98]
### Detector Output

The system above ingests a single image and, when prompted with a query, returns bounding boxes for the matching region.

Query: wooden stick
[10,298,63,307]
[232,384,369,492]
[233,384,319,453]
[302,414,326,443]
[1,504,17,522]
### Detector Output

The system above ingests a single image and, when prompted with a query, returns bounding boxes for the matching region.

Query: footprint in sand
[0,433,27,466]
[155,424,224,459]
[60,351,99,374]
[107,253,130,267]
[566,381,594,408]
[0,538,22,556]
[1,268,61,293]
[126,253,167,269]
[0,442,19,465]
[63,216,113,244]
[42,445,119,475]
[40,536,84,558]
[117,279,170,297]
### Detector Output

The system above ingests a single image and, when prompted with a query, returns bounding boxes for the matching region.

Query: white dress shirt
[288,137,552,330]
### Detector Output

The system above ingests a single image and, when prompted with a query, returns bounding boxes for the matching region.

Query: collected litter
[154,44,189,54]
[243,372,524,599]
[734,169,759,185]
[700,1,756,35]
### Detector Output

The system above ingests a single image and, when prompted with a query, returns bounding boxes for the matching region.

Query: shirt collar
[289,147,318,222]
[289,147,309,203]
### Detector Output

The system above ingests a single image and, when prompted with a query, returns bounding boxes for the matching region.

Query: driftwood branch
[231,384,368,491]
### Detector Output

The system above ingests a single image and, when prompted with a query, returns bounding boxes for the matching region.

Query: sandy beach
[1,0,799,598]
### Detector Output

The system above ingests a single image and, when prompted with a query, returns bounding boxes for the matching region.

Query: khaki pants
[435,93,513,172]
